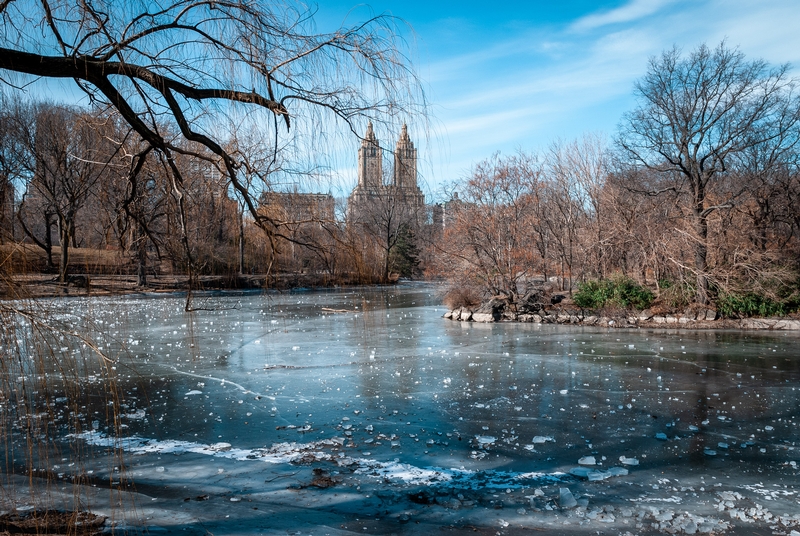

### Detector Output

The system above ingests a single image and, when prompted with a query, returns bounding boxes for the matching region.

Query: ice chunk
[185,390,203,396]
[570,466,629,481]
[717,442,729,450]
[606,467,629,477]
[619,456,639,466]
[475,435,496,446]
[569,467,593,478]
[655,432,668,441]
[559,389,568,395]
[559,487,578,508]
[578,456,596,465]
[123,409,146,420]
[532,436,554,444]
[704,447,717,456]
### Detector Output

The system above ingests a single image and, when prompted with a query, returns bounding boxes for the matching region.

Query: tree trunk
[58,216,71,283]
[238,210,245,275]
[136,222,147,287]
[693,206,709,305]
[44,212,54,271]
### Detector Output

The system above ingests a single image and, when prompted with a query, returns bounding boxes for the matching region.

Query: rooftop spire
[364,121,376,143]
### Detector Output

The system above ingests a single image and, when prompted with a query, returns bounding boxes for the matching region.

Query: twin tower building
[347,122,425,221]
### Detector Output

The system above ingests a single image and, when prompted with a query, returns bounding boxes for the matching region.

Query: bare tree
[617,42,800,304]
[436,153,542,301]
[350,183,423,283]
[13,104,113,282]
[0,0,424,300]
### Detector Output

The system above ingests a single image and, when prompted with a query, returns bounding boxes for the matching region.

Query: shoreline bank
[444,306,800,332]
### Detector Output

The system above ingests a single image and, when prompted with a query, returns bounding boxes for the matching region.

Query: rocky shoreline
[444,304,800,331]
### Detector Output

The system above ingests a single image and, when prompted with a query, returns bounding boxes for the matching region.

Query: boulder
[518,290,546,314]
[471,313,494,323]
[474,296,510,321]
[699,308,718,321]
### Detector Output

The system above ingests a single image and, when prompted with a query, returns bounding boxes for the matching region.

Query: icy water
[10,284,800,534]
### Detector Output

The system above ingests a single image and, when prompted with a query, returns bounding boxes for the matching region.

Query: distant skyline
[9,1,800,199]
[316,0,800,197]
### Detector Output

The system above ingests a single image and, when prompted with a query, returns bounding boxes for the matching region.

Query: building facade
[348,123,425,223]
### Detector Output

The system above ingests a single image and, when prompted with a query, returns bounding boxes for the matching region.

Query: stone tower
[348,122,424,224]
[393,124,417,189]
[358,121,383,190]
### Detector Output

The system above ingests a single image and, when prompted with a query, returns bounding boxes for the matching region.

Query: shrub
[443,285,482,310]
[573,276,654,310]
[716,292,800,318]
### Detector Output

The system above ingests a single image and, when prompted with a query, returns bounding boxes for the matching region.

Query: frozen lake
[5,283,800,534]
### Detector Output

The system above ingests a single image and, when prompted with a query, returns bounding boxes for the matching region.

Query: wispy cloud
[570,0,676,32]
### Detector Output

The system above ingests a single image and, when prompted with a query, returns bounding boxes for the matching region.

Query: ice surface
[18,285,800,535]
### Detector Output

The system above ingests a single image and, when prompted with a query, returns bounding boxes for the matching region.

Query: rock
[551,294,566,305]
[559,487,578,509]
[699,308,718,321]
[638,309,653,321]
[66,274,90,287]
[474,296,509,320]
[443,311,453,319]
[471,313,494,323]
[459,309,473,322]
[518,290,545,314]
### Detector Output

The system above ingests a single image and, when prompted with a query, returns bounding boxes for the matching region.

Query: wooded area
[0,1,797,318]
[433,44,800,317]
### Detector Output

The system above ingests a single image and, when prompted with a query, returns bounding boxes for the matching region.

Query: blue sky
[12,0,800,197]
[313,0,800,196]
